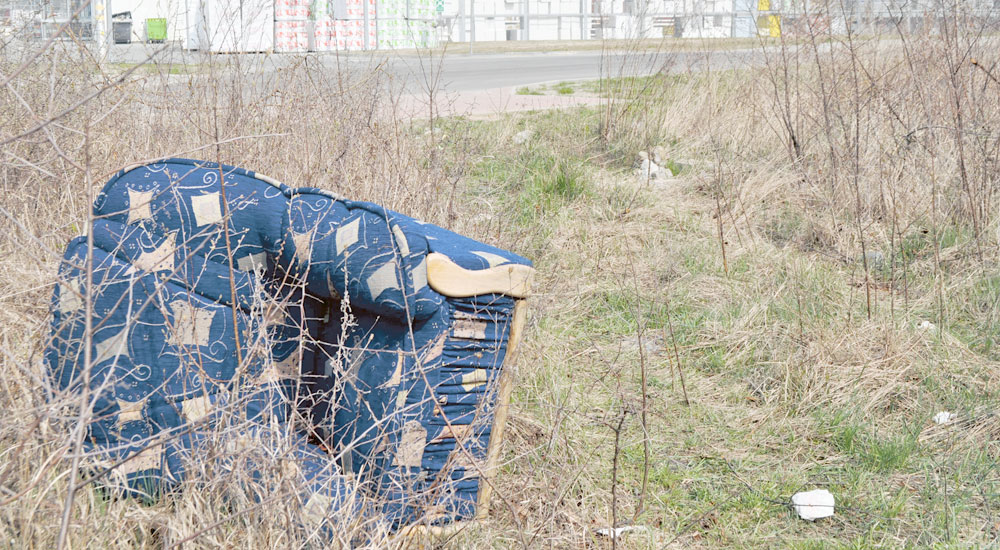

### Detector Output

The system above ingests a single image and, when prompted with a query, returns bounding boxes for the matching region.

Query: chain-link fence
[1,0,94,41]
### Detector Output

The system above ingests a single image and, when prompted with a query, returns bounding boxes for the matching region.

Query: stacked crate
[334,0,377,50]
[377,0,438,49]
[310,0,334,50]
[273,0,387,51]
[275,0,375,51]
[312,18,337,50]
[275,0,311,51]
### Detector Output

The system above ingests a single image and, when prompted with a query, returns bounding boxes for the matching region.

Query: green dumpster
[145,18,167,42]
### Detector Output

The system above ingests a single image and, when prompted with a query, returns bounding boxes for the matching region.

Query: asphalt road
[377,50,669,92]
[109,42,763,93]
[380,48,760,92]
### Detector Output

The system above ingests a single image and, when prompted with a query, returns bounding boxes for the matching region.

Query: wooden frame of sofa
[392,253,533,540]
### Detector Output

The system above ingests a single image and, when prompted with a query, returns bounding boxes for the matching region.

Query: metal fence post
[363,0,370,49]
[524,0,530,39]
[94,0,110,59]
[458,0,466,41]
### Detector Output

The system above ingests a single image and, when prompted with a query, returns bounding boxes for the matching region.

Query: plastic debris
[620,333,664,355]
[595,525,647,537]
[634,151,661,180]
[650,145,667,165]
[513,129,534,145]
[933,411,955,425]
[791,489,835,521]
[917,320,936,331]
[863,251,885,270]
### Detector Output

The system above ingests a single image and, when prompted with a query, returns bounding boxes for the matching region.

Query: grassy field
[3,22,1000,549]
[453,104,1000,548]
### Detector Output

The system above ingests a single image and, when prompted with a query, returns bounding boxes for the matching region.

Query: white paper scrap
[933,411,955,425]
[791,489,835,521]
[595,525,647,537]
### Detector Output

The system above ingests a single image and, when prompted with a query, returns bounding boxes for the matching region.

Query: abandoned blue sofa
[45,158,533,532]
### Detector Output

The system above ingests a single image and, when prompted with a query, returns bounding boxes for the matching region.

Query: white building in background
[671,0,734,37]
[101,0,685,48]
[4,0,990,51]
[432,0,686,42]
[669,0,763,38]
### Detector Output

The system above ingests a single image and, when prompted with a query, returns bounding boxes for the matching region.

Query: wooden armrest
[426,252,534,299]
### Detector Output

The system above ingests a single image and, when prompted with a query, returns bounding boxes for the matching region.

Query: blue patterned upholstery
[45,158,531,531]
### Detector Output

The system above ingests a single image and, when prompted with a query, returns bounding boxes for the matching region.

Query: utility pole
[94,0,110,59]
[458,0,466,41]
[363,0,370,49]
[524,0,529,39]
[469,0,475,52]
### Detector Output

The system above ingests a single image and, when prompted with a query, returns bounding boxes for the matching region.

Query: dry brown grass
[0,39,510,548]
[475,16,1000,547]
[6,8,1000,548]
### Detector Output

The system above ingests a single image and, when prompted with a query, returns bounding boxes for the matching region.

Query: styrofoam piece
[275,0,311,20]
[791,489,835,521]
[331,17,375,50]
[312,18,335,50]
[310,0,327,17]
[933,411,955,424]
[376,0,438,49]
[275,19,309,51]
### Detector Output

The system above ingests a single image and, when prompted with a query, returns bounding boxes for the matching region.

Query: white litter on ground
[791,489,835,521]
[595,525,647,537]
[513,129,534,145]
[633,151,662,180]
[933,411,956,424]
[917,320,936,331]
